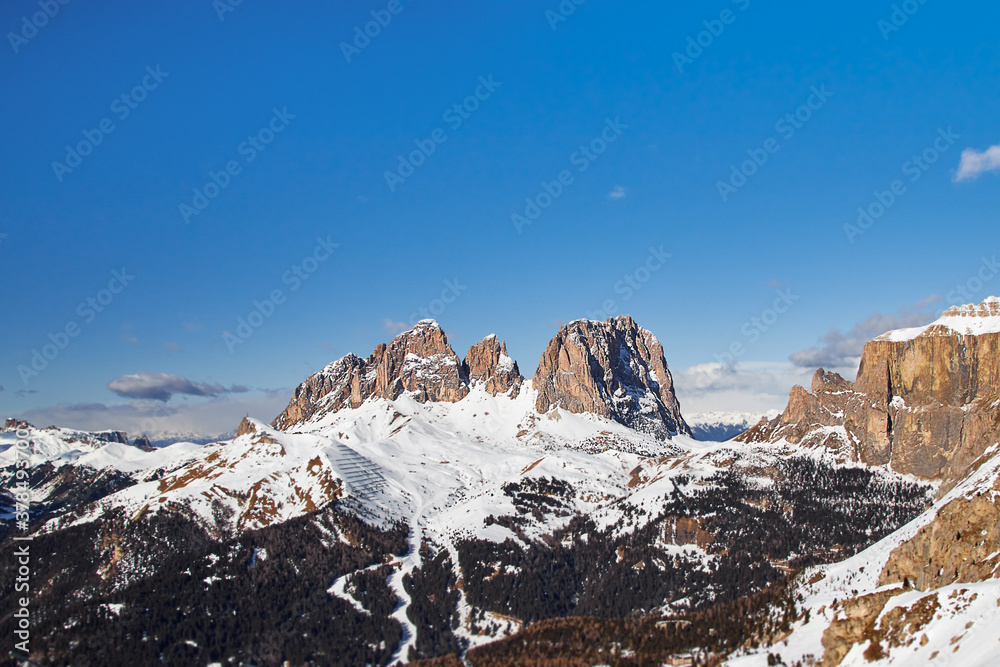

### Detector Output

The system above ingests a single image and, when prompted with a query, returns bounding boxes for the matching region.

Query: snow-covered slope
[41,382,941,656]
[0,424,208,471]
[877,296,1000,341]
[58,386,682,534]
[728,443,1000,666]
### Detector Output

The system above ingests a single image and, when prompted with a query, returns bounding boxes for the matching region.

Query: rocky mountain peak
[371,319,468,404]
[3,417,32,431]
[273,320,469,429]
[742,297,1000,488]
[876,295,1000,341]
[532,316,689,439]
[463,335,523,396]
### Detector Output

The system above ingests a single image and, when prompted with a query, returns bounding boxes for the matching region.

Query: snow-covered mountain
[3,306,999,666]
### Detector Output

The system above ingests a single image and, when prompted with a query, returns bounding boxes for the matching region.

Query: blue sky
[2,0,999,436]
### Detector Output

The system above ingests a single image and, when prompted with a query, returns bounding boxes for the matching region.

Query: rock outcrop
[3,418,32,431]
[89,430,131,445]
[236,416,258,438]
[879,456,1000,591]
[273,320,469,429]
[532,316,689,439]
[739,298,1000,487]
[463,335,523,397]
[272,317,689,438]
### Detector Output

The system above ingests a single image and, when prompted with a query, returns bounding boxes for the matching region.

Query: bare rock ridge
[740,297,1000,487]
[273,320,469,429]
[273,321,525,430]
[532,316,690,439]
[3,417,32,431]
[463,334,523,397]
[272,316,690,437]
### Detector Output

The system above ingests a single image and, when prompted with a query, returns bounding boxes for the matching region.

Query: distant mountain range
[684,410,781,441]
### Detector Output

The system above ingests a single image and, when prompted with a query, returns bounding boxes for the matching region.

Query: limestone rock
[738,297,1000,486]
[463,335,523,396]
[879,470,1000,590]
[236,417,257,438]
[273,320,468,429]
[3,418,33,431]
[131,434,154,450]
[532,316,689,439]
[89,430,130,445]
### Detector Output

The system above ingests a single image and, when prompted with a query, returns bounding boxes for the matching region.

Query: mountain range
[3,300,1000,666]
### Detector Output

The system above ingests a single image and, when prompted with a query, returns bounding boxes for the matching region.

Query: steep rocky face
[86,430,131,445]
[273,320,469,430]
[739,298,1000,486]
[131,434,154,451]
[271,354,368,429]
[463,335,523,396]
[879,447,1000,591]
[3,418,32,431]
[532,316,689,439]
[370,319,468,404]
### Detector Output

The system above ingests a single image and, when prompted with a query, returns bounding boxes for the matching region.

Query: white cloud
[107,372,248,402]
[954,143,1000,182]
[608,185,626,199]
[789,296,940,370]
[673,361,820,414]
[381,318,409,335]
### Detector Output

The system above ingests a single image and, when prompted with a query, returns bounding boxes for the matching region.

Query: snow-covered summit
[877,296,1000,341]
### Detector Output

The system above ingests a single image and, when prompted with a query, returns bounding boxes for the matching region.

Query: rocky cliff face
[273,317,689,437]
[739,298,1000,487]
[273,320,468,429]
[532,316,689,439]
[463,335,523,397]
[273,321,526,429]
[879,481,1000,591]
[3,418,32,431]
